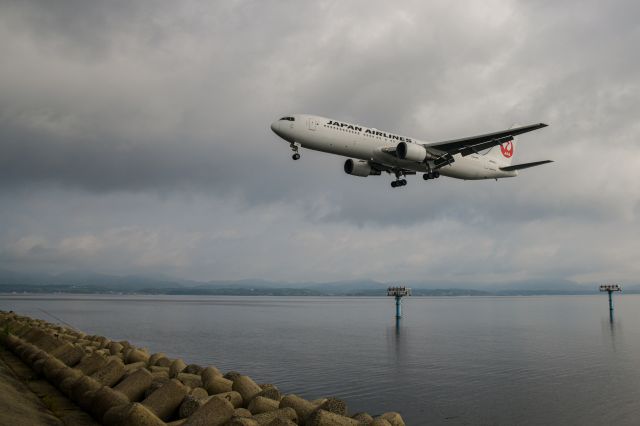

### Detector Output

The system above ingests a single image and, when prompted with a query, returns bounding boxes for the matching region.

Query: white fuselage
[271,114,517,180]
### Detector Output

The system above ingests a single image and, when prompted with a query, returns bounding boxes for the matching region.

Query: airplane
[270,114,552,188]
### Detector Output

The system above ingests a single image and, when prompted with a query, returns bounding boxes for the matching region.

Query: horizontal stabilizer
[500,160,553,171]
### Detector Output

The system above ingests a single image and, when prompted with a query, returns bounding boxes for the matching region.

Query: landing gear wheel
[289,142,300,160]
[423,173,430,180]
[433,171,440,178]
[392,170,407,188]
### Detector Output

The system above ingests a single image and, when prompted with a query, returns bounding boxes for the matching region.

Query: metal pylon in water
[599,284,622,311]
[387,286,411,319]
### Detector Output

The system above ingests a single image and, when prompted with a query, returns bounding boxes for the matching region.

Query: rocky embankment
[0,311,405,426]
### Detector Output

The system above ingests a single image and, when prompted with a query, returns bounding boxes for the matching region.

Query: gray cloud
[1,0,639,285]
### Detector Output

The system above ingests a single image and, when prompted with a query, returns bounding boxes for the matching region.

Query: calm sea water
[1,294,639,425]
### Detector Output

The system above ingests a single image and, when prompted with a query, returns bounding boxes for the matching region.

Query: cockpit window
[279,116,295,121]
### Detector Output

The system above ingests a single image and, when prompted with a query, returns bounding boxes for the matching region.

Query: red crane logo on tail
[500,141,514,158]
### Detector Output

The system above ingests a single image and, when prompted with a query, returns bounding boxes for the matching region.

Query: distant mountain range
[0,268,637,296]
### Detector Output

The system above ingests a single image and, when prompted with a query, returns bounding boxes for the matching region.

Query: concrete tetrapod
[370,419,392,426]
[232,375,263,406]
[141,378,189,421]
[170,359,187,378]
[306,409,360,426]
[182,395,235,426]
[59,374,80,397]
[279,394,317,421]
[214,391,243,408]
[50,365,84,387]
[103,402,166,426]
[189,387,209,400]
[25,328,60,352]
[351,412,374,424]
[42,356,67,381]
[50,341,85,366]
[181,390,243,418]
[113,367,154,401]
[224,371,242,381]
[255,387,282,402]
[227,418,259,426]
[145,378,171,398]
[90,385,129,421]
[200,366,222,385]
[233,408,253,418]
[108,341,124,355]
[266,419,298,426]
[247,395,280,415]
[18,342,40,365]
[184,364,203,375]
[148,352,168,366]
[177,372,203,388]
[91,358,126,387]
[317,397,347,416]
[179,395,206,419]
[124,361,147,373]
[31,352,50,374]
[76,353,109,376]
[0,333,20,350]
[378,412,405,426]
[155,357,172,368]
[252,407,298,425]
[204,376,233,395]
[126,348,150,365]
[70,375,102,407]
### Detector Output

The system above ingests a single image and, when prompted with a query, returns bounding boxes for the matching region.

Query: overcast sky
[1,0,639,286]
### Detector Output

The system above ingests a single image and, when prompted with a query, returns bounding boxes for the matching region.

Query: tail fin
[485,124,518,166]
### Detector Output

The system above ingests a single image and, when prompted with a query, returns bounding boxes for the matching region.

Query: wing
[425,123,548,156]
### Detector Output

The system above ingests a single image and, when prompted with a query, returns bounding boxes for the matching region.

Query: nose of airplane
[270,120,280,135]
[270,117,296,142]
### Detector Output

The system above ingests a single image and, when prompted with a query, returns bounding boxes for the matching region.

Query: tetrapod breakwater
[0,310,405,426]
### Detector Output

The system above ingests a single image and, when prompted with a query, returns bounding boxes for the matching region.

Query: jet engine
[344,159,381,177]
[397,142,427,162]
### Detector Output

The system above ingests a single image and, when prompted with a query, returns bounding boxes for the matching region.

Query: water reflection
[602,308,621,352]
[387,317,407,362]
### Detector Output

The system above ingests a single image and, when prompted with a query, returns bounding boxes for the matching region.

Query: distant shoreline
[0,285,629,297]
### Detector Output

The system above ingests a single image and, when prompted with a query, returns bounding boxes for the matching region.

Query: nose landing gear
[290,143,300,160]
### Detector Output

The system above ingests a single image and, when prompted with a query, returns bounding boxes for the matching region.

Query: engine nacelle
[344,159,381,177]
[397,142,427,162]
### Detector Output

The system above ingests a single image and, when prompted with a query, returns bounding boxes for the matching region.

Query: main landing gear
[423,171,440,180]
[290,143,300,160]
[391,171,407,188]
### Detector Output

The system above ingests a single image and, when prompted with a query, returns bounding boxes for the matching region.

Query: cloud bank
[1,0,639,285]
